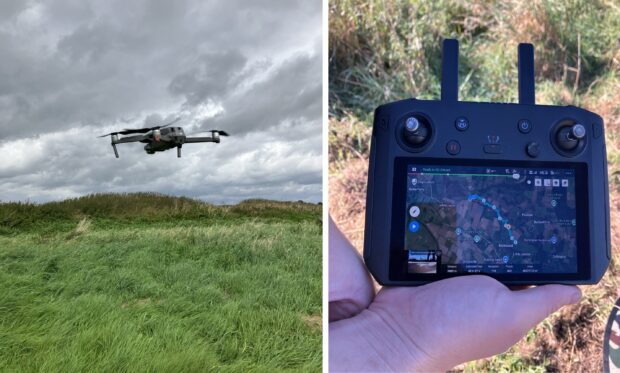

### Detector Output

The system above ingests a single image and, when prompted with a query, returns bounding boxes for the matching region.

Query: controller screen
[405,164,578,274]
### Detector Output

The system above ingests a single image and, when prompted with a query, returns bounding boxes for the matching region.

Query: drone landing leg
[112,143,119,158]
[177,145,182,158]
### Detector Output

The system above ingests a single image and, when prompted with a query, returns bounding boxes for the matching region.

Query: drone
[98,118,229,158]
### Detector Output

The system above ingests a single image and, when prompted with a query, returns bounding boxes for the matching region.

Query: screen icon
[544,179,551,186]
[562,179,569,187]
[411,178,418,186]
[408,221,420,233]
[552,179,560,187]
[409,205,420,218]
[535,178,542,186]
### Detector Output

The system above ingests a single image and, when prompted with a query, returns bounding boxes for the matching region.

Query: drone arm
[184,136,219,144]
[107,134,145,158]
[114,134,146,144]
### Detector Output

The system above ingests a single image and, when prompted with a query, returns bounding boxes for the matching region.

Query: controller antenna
[518,43,535,105]
[441,39,459,102]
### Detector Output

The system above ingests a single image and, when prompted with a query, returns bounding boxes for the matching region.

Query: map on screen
[405,164,578,274]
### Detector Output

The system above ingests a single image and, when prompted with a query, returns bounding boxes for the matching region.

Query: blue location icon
[550,235,558,245]
[408,221,420,233]
[503,255,509,264]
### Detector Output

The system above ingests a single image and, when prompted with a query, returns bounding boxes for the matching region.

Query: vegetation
[0,193,322,372]
[329,0,620,371]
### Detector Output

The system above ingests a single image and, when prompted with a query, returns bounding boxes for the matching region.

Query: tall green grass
[0,194,322,372]
[329,0,620,119]
[0,193,321,235]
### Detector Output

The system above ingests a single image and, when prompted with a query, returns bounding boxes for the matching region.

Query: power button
[518,119,532,133]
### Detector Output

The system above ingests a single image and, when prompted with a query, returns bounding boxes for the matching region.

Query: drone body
[99,118,229,158]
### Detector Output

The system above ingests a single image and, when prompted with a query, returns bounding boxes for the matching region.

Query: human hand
[329,219,582,372]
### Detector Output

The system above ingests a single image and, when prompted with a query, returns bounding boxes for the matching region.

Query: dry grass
[329,118,370,251]
[329,0,620,371]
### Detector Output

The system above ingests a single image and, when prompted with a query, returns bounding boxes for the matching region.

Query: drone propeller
[98,117,181,137]
[187,129,230,137]
[97,129,145,137]
[121,117,181,133]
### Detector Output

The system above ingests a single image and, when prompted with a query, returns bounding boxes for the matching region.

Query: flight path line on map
[467,194,516,244]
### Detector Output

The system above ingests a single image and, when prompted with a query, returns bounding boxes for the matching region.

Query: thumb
[511,285,581,329]
[328,217,375,321]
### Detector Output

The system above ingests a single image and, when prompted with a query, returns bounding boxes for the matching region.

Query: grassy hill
[329,0,619,371]
[0,193,322,372]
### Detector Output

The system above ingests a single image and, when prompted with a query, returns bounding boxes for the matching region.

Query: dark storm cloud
[0,0,322,203]
[168,50,249,104]
[168,49,322,136]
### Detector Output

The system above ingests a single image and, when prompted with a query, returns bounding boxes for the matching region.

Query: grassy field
[0,193,322,372]
[329,0,619,371]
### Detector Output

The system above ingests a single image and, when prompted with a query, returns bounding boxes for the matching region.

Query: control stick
[403,116,429,146]
[556,123,586,151]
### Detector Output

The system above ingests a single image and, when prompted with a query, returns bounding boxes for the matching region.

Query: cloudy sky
[0,0,322,204]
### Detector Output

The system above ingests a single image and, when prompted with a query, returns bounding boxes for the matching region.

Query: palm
[329,221,581,372]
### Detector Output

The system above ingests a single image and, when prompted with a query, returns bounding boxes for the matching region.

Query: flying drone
[98,118,229,158]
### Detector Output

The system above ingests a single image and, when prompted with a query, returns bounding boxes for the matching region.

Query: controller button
[446,140,461,155]
[380,118,388,131]
[592,122,602,139]
[455,117,469,131]
[526,142,540,158]
[483,144,502,154]
[518,119,532,133]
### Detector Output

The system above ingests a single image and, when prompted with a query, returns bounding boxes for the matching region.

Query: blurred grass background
[329,0,620,371]
[0,194,322,372]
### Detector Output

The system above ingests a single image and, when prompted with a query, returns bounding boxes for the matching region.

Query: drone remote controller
[364,39,610,285]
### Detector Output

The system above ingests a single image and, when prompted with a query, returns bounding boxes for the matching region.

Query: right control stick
[555,122,586,152]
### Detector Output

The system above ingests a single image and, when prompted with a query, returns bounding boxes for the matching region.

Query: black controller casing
[364,98,611,285]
